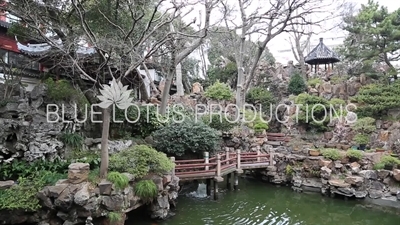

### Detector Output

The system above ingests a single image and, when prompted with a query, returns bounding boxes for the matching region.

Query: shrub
[242,109,268,130]
[0,171,66,211]
[293,93,330,131]
[288,72,307,95]
[352,117,376,134]
[109,145,174,179]
[204,80,234,100]
[321,148,342,161]
[352,80,400,118]
[44,78,88,109]
[107,172,130,190]
[307,78,322,88]
[201,114,237,132]
[152,120,220,156]
[353,134,369,145]
[0,159,70,180]
[246,87,275,111]
[346,149,363,161]
[379,155,400,167]
[60,132,84,149]
[135,180,158,204]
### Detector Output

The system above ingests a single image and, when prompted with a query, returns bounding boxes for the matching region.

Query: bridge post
[236,149,241,169]
[206,179,211,196]
[204,151,209,170]
[269,149,274,165]
[225,147,229,165]
[216,154,221,177]
[233,173,239,190]
[170,157,175,176]
[256,146,261,162]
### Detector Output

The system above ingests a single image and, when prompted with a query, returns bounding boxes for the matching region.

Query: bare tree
[219,0,343,108]
[287,21,312,78]
[159,0,220,115]
[2,0,206,178]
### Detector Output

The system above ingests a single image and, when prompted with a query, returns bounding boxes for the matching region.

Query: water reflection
[128,178,400,225]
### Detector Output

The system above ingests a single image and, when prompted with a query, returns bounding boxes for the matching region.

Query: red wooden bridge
[171,150,274,181]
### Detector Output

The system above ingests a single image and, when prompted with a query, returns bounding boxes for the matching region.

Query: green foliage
[204,80,234,100]
[242,110,268,129]
[307,78,322,88]
[201,114,236,132]
[107,172,130,190]
[346,149,364,161]
[107,212,122,222]
[113,105,167,138]
[341,0,400,76]
[204,62,238,88]
[379,155,400,167]
[69,150,101,170]
[353,134,370,145]
[152,120,220,156]
[352,81,400,118]
[293,93,331,131]
[0,159,70,180]
[321,148,342,161]
[288,73,307,95]
[373,162,385,170]
[109,145,174,179]
[44,78,88,109]
[134,180,158,204]
[60,132,84,149]
[0,171,67,211]
[285,165,294,176]
[352,117,376,133]
[254,122,268,133]
[246,87,275,111]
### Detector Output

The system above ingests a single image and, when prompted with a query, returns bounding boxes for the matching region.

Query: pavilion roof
[304,38,340,65]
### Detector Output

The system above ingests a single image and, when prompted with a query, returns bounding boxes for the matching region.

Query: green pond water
[128,178,400,225]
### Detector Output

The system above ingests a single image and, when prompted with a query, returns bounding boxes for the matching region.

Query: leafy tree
[341,0,400,76]
[288,73,307,95]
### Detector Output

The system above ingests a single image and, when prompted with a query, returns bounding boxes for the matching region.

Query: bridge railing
[172,149,274,178]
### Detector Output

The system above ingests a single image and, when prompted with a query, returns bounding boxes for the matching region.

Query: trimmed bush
[152,120,220,156]
[246,87,275,111]
[288,72,307,95]
[204,80,234,100]
[321,148,342,161]
[346,149,363,161]
[201,114,237,132]
[109,145,174,178]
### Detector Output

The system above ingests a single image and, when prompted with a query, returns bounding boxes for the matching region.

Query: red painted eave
[0,34,20,53]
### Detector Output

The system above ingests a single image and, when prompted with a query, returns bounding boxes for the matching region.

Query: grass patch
[346,149,364,161]
[107,172,129,190]
[135,180,158,204]
[107,212,122,222]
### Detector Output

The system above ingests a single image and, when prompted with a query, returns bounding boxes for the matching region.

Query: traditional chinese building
[304,37,340,73]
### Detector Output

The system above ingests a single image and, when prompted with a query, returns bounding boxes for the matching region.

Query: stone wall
[0,163,179,225]
[220,133,400,209]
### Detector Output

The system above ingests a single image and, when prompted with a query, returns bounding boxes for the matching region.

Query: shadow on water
[127,177,400,225]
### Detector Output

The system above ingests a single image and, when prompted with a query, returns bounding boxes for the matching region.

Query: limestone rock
[0,180,15,189]
[74,183,90,206]
[392,169,400,181]
[344,176,364,186]
[68,163,90,184]
[320,166,332,179]
[328,179,351,188]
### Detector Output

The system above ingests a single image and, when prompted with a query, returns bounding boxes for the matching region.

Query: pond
[128,178,400,225]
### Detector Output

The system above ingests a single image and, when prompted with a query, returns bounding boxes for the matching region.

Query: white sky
[172,0,400,64]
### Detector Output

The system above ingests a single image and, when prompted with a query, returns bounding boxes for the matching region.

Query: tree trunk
[100,107,111,179]
[176,63,184,96]
[235,35,246,113]
[160,65,175,115]
[141,63,159,95]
